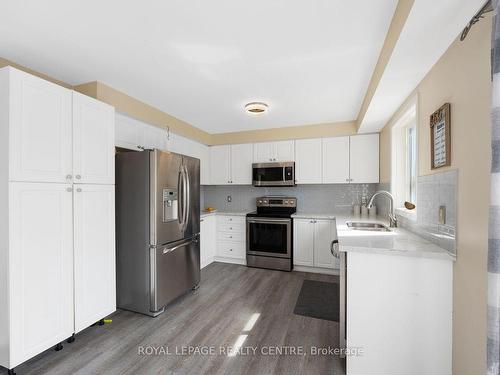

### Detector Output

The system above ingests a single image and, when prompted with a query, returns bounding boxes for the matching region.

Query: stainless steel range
[246,196,296,271]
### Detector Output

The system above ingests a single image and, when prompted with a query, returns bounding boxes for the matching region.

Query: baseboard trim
[213,256,246,265]
[293,265,339,275]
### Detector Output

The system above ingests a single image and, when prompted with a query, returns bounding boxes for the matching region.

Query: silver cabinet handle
[76,175,81,179]
[76,188,82,192]
[331,239,340,258]
[66,174,72,180]
[66,187,73,192]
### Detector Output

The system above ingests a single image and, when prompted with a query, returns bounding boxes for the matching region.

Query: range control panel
[256,196,297,208]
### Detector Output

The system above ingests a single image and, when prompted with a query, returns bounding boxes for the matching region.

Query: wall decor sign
[430,103,451,169]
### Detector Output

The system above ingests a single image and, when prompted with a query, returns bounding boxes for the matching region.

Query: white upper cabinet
[230,144,253,184]
[253,142,274,163]
[350,133,379,183]
[210,144,252,185]
[142,123,167,151]
[210,145,231,184]
[199,144,210,185]
[253,141,295,163]
[5,67,73,183]
[73,92,115,185]
[115,113,142,150]
[274,140,295,161]
[73,184,116,333]
[295,138,322,184]
[8,182,74,366]
[322,136,350,183]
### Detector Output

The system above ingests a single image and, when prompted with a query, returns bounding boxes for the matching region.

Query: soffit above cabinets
[357,0,487,133]
[0,0,398,133]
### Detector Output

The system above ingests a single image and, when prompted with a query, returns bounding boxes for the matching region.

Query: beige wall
[210,121,357,145]
[379,16,492,375]
[0,57,360,146]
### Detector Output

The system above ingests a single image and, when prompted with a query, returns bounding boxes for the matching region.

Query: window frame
[390,98,418,217]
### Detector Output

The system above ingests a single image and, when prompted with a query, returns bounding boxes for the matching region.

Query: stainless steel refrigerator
[115,149,200,316]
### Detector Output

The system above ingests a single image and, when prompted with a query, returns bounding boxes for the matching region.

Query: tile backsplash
[202,184,378,215]
[396,169,458,255]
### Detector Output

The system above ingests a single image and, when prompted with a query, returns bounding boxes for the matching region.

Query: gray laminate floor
[4,263,345,375]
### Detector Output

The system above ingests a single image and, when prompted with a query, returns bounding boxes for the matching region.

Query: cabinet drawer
[217,241,246,259]
[217,215,246,226]
[217,231,245,242]
[217,223,245,234]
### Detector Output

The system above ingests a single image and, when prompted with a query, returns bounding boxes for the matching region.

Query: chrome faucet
[367,190,397,228]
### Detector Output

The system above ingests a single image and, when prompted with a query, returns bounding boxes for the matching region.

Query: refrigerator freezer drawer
[150,236,200,313]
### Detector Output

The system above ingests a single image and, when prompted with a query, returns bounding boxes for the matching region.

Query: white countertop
[336,215,455,261]
[200,210,251,218]
[291,212,337,220]
[286,212,454,261]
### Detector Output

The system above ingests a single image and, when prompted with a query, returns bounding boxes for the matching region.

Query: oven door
[252,163,295,187]
[246,217,291,258]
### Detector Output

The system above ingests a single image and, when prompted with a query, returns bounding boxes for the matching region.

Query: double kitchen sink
[346,221,392,232]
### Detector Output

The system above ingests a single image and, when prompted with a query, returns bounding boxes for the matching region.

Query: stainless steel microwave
[252,162,295,187]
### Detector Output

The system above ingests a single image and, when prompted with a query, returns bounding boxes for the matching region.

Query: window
[406,123,417,203]
[391,101,418,211]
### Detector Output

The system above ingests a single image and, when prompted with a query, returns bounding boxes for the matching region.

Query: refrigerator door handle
[162,238,194,254]
[177,168,184,227]
[183,165,191,231]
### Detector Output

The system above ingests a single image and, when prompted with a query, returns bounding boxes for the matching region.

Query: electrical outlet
[227,195,232,203]
[439,206,446,225]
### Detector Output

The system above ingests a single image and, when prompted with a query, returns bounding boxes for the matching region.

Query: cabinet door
[210,145,231,184]
[274,140,295,162]
[142,123,167,151]
[253,142,274,163]
[350,134,379,183]
[73,184,116,333]
[9,182,74,366]
[73,92,115,185]
[313,220,336,269]
[200,215,216,268]
[115,113,142,150]
[322,136,350,183]
[230,144,253,184]
[293,219,314,267]
[199,144,211,185]
[295,139,322,184]
[9,68,72,183]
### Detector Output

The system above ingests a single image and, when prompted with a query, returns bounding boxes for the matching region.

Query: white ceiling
[0,0,398,134]
[359,0,486,133]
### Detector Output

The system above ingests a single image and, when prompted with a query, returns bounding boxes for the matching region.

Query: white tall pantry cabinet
[0,67,116,372]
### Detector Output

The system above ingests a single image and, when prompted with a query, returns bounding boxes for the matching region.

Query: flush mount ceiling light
[245,102,268,115]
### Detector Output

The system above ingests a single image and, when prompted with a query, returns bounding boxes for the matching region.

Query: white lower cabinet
[4,183,74,368]
[293,218,338,270]
[0,182,116,371]
[200,215,216,268]
[216,215,246,263]
[293,219,314,266]
[73,185,116,333]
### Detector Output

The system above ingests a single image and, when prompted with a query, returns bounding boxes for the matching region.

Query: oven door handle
[247,218,291,224]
